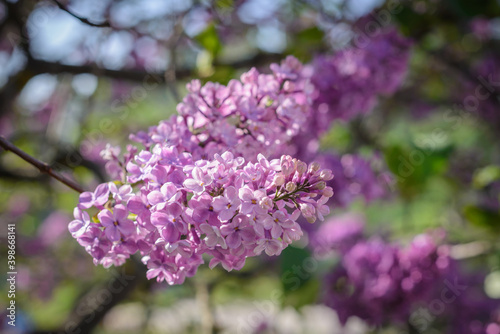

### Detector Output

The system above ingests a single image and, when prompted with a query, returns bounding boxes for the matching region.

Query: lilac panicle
[312,28,411,126]
[68,31,413,284]
[292,28,411,161]
[322,227,450,326]
[68,56,336,285]
[319,217,500,332]
[128,56,316,162]
[71,152,333,285]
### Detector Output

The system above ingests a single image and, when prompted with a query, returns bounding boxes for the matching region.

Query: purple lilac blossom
[128,56,316,162]
[320,219,500,332]
[323,232,451,326]
[300,28,411,144]
[71,151,333,285]
[290,29,410,162]
[69,57,334,285]
[316,153,388,208]
[310,213,365,255]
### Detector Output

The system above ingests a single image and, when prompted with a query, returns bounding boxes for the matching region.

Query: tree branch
[59,258,145,334]
[0,164,48,183]
[0,136,85,193]
[26,55,188,83]
[25,52,283,83]
[52,0,111,28]
[29,257,147,334]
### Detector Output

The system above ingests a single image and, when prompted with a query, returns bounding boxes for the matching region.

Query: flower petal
[226,232,241,249]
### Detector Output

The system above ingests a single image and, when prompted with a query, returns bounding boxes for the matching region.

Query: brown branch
[59,258,144,334]
[431,49,500,105]
[25,52,283,83]
[26,55,189,83]
[0,165,48,183]
[0,136,85,193]
[29,257,147,334]
[52,0,111,28]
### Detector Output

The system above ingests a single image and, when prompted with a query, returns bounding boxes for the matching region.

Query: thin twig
[52,0,111,28]
[0,136,85,193]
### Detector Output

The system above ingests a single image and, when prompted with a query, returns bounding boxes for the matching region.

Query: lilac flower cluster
[317,216,500,332]
[69,73,333,284]
[129,56,315,162]
[67,30,413,284]
[70,148,333,285]
[291,29,411,161]
[67,56,336,284]
[437,264,500,334]
[316,216,450,326]
[311,29,411,127]
[315,153,389,208]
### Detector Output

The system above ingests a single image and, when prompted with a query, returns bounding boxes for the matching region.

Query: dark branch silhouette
[29,258,147,334]
[52,0,111,28]
[0,136,85,193]
[25,53,282,83]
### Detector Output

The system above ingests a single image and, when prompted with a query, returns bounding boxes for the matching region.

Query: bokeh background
[0,0,500,333]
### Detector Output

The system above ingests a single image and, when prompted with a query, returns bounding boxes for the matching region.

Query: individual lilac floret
[78,183,109,209]
[97,204,135,242]
[68,207,91,238]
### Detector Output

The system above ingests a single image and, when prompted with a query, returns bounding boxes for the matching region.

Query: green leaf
[287,27,324,62]
[384,143,452,199]
[282,277,320,309]
[295,27,324,44]
[215,0,234,10]
[200,65,235,85]
[195,24,221,58]
[280,246,312,292]
[463,205,500,232]
[473,166,500,189]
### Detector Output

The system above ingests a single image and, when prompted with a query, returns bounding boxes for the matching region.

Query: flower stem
[274,183,309,202]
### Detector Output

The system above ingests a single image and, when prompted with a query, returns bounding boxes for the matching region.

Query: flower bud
[273,174,285,186]
[285,182,297,192]
[306,215,317,224]
[322,187,334,197]
[320,169,333,181]
[314,181,326,190]
[300,203,315,217]
[280,155,295,176]
[296,161,307,175]
[308,161,321,173]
